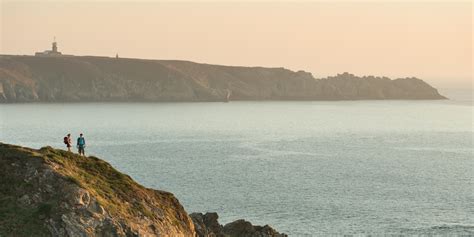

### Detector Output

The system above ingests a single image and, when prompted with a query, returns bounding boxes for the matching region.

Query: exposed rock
[0,143,195,236]
[18,194,31,206]
[190,212,223,237]
[0,55,446,103]
[190,212,287,237]
[223,220,285,237]
[0,143,287,237]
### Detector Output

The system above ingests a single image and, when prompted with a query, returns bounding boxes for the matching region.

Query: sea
[0,89,472,236]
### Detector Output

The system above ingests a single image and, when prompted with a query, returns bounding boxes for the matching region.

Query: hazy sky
[1,1,472,89]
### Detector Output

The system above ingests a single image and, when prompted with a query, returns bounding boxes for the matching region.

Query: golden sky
[1,1,472,89]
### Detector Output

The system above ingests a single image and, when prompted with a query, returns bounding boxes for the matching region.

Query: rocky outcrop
[0,143,195,236]
[0,55,446,103]
[190,212,287,237]
[0,143,286,237]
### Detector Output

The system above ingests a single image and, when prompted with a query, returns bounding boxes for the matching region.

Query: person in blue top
[77,133,86,156]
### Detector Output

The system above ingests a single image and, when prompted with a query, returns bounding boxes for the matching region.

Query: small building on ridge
[35,40,62,57]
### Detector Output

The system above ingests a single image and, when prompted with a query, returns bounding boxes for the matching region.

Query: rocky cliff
[0,143,196,236]
[0,55,446,102]
[190,213,287,237]
[0,143,286,237]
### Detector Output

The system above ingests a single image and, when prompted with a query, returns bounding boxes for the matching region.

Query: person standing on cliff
[77,133,86,156]
[64,134,72,152]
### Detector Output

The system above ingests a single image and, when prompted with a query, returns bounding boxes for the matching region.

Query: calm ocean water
[1,91,473,236]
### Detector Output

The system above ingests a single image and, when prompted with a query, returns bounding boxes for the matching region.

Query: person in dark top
[77,133,86,156]
[64,133,72,152]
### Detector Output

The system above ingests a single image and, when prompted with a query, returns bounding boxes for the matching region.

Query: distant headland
[0,41,446,103]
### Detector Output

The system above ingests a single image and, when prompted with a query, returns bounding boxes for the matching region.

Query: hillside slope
[0,143,195,236]
[0,143,287,237]
[0,55,446,102]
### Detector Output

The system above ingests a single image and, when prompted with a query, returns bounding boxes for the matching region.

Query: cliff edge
[0,55,446,102]
[0,143,195,236]
[0,143,286,237]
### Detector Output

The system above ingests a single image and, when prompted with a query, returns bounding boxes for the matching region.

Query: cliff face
[0,143,287,237]
[0,55,446,103]
[0,143,196,237]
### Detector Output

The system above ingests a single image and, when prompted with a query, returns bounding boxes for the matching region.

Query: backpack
[64,137,69,145]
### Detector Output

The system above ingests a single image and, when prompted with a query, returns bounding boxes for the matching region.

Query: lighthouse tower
[52,37,58,53]
[35,37,62,57]
[35,37,62,56]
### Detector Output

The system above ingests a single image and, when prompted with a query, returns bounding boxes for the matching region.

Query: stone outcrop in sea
[190,212,287,237]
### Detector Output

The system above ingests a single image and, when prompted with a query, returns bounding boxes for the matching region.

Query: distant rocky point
[0,55,446,103]
[0,143,286,237]
[190,212,287,237]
